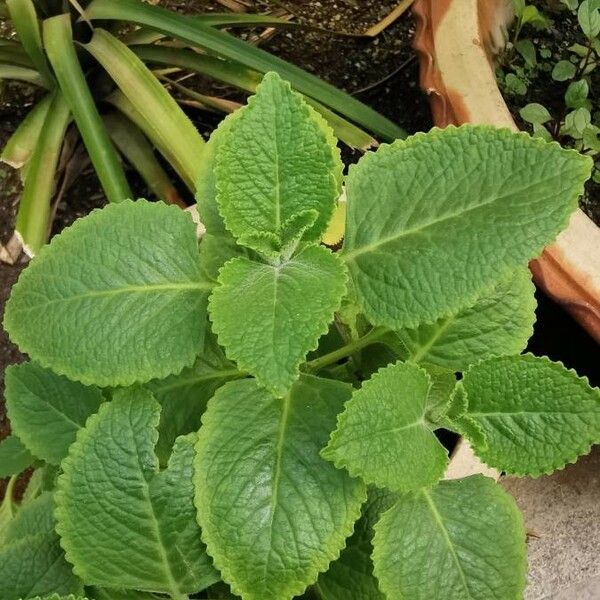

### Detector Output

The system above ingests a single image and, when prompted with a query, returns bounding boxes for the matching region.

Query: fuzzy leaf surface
[0,434,34,478]
[397,269,536,371]
[342,126,591,329]
[55,388,218,596]
[462,354,600,475]
[373,476,527,600]
[0,494,82,600]
[147,333,240,465]
[215,72,342,253]
[5,362,103,464]
[4,200,211,387]
[315,487,395,600]
[194,376,366,600]
[209,245,346,395]
[322,361,448,492]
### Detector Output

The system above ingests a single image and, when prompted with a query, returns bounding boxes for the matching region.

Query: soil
[497,0,600,225]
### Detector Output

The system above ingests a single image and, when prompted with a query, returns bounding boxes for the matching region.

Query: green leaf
[372,476,527,600]
[462,354,600,475]
[6,0,54,88]
[578,0,600,36]
[565,79,590,109]
[195,376,366,600]
[209,246,347,396]
[563,107,592,138]
[0,493,83,600]
[4,200,211,387]
[148,333,241,465]
[423,365,458,423]
[85,588,155,600]
[322,361,449,492]
[55,387,218,596]
[395,269,536,371]
[23,596,88,600]
[215,72,342,255]
[43,15,132,204]
[342,125,591,329]
[15,91,71,255]
[514,39,536,66]
[1,93,53,169]
[519,102,552,124]
[84,28,205,191]
[25,596,88,600]
[196,111,241,237]
[504,73,527,95]
[5,362,103,465]
[552,59,577,81]
[315,487,396,600]
[0,435,34,478]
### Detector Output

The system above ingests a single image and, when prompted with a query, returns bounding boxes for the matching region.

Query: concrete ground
[502,446,600,599]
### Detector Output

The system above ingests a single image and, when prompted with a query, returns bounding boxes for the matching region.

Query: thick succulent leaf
[322,361,449,492]
[461,354,600,475]
[373,476,527,600]
[4,200,211,387]
[194,376,366,600]
[315,487,395,600]
[0,494,83,600]
[342,126,591,329]
[396,269,536,371]
[5,362,103,464]
[0,434,34,477]
[147,333,241,465]
[209,246,347,395]
[55,388,218,596]
[215,72,342,254]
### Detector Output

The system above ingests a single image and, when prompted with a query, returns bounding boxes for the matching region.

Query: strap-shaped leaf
[396,269,536,371]
[5,362,103,465]
[4,200,211,387]
[315,488,395,600]
[148,333,241,465]
[342,126,591,329]
[55,388,218,596]
[461,354,600,475]
[322,361,449,492]
[373,476,527,600]
[209,246,347,395]
[0,494,83,600]
[194,376,366,600]
[215,72,342,255]
[0,435,34,478]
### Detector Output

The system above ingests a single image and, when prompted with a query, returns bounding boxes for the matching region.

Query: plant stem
[304,326,388,373]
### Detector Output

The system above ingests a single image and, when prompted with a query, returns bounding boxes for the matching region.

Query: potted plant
[413,0,600,343]
[0,71,598,600]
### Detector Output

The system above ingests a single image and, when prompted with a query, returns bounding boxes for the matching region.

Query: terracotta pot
[413,0,600,344]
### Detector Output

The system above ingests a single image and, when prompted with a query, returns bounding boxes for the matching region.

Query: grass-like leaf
[43,15,131,203]
[84,28,205,190]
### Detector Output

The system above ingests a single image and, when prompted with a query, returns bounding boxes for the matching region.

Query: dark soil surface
[498,1,600,225]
